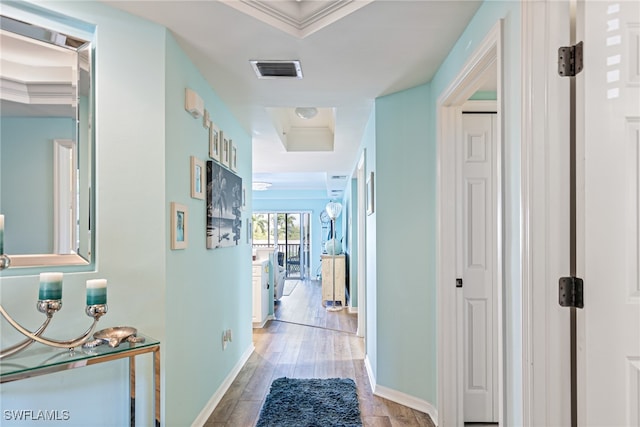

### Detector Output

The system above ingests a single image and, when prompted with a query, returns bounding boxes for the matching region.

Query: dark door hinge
[456,278,463,288]
[558,41,584,77]
[559,276,584,308]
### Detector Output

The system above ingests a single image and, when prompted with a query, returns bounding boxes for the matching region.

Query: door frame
[356,150,366,338]
[520,1,572,425]
[436,20,505,426]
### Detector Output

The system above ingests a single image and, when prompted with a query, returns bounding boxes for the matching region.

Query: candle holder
[0,253,10,270]
[0,300,108,359]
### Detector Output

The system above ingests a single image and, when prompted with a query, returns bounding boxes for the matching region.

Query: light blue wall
[1,2,166,426]
[1,117,75,254]
[356,0,522,419]
[1,2,252,426]
[164,33,252,426]
[374,83,437,403]
[430,2,522,422]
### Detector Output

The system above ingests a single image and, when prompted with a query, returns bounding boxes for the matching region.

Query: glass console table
[1,334,160,427]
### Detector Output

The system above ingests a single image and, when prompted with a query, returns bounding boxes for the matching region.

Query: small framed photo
[209,124,221,161]
[366,171,375,215]
[190,156,205,199]
[171,202,188,249]
[221,134,230,167]
[229,140,237,171]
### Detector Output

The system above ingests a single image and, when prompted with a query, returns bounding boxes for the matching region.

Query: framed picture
[221,134,230,167]
[230,140,237,171]
[171,202,188,249]
[190,156,205,199]
[206,160,243,249]
[366,171,375,215]
[209,124,221,161]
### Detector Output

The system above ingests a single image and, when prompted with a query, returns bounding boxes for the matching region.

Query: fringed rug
[256,377,362,427]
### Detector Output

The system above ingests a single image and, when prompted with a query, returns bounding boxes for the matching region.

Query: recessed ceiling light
[252,182,272,191]
[295,107,318,119]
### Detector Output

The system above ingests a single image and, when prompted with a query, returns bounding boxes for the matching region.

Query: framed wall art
[206,160,243,249]
[209,123,221,161]
[230,140,237,171]
[221,134,230,167]
[171,202,188,250]
[190,156,205,200]
[366,171,375,215]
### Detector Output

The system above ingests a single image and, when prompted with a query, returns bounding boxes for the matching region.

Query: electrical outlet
[222,329,233,350]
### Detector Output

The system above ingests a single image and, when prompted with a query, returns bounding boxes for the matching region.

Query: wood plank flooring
[274,279,358,334]
[204,279,435,427]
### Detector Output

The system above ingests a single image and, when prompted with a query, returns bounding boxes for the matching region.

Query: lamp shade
[325,201,342,220]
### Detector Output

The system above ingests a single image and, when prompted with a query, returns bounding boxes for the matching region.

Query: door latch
[559,276,584,308]
[456,278,463,288]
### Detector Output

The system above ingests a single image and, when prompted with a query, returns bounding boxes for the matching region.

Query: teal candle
[86,279,107,305]
[39,272,63,300]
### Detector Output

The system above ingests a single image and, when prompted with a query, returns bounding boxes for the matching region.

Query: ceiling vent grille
[250,60,303,79]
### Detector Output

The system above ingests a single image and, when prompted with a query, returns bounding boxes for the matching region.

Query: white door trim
[520,1,572,425]
[356,150,366,338]
[436,20,504,427]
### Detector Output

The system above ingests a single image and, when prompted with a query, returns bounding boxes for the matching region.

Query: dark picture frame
[206,160,242,249]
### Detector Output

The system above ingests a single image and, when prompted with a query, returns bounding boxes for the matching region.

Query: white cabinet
[321,255,345,307]
[252,260,269,327]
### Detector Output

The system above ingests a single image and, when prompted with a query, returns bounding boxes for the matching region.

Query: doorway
[436,20,504,426]
[252,211,310,279]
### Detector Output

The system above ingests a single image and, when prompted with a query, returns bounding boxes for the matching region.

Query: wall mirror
[0,14,94,271]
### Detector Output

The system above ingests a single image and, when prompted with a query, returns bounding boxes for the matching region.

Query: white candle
[86,279,107,305]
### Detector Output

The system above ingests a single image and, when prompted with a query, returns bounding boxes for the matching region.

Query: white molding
[191,344,255,427]
[374,384,439,426]
[348,306,358,314]
[253,315,273,329]
[461,100,497,112]
[364,354,376,392]
[436,19,504,426]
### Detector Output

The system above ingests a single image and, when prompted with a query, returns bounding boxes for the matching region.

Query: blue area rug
[256,377,362,427]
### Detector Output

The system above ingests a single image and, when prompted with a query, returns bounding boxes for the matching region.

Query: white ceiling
[101,0,484,196]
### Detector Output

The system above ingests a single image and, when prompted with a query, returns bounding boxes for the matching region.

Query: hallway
[274,278,357,334]
[205,320,435,426]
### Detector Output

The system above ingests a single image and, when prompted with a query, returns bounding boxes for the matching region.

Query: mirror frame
[0,13,95,272]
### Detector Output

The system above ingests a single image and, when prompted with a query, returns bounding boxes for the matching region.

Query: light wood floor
[274,279,358,334]
[204,279,435,427]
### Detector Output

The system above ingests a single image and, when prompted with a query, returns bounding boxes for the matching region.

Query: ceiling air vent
[250,60,303,79]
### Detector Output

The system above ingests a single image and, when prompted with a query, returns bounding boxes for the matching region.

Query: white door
[578,0,640,424]
[461,113,498,422]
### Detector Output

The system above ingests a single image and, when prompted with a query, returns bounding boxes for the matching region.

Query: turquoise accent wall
[0,2,251,426]
[164,33,252,426]
[374,83,437,403]
[1,117,75,254]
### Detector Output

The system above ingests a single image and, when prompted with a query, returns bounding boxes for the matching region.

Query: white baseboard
[191,343,255,427]
[348,306,358,314]
[364,355,376,392]
[364,355,438,426]
[252,315,273,329]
